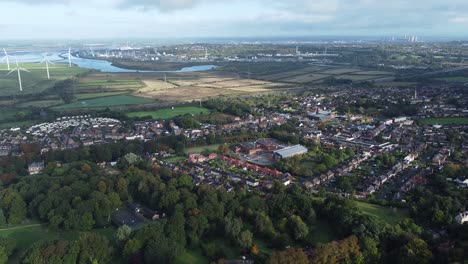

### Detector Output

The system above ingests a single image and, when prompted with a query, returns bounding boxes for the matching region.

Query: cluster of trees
[269,122,301,145]
[114,179,326,262]
[333,96,381,116]
[204,98,252,116]
[276,147,355,177]
[335,174,361,193]
[407,173,467,229]
[1,162,125,230]
[0,155,439,263]
[311,235,363,264]
[53,79,75,103]
[333,96,418,118]
[41,133,258,166]
[0,189,27,225]
[0,140,449,263]
[381,102,418,118]
[0,156,28,178]
[373,153,399,169]
[0,237,16,263]
[173,114,201,129]
[319,197,433,264]
[22,233,113,264]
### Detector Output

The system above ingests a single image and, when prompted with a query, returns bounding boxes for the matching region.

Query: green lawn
[420,117,468,126]
[185,144,221,154]
[0,222,119,263]
[354,201,408,225]
[175,248,209,264]
[203,238,241,260]
[53,95,155,109]
[0,223,51,251]
[307,220,336,245]
[127,107,210,120]
[164,156,186,163]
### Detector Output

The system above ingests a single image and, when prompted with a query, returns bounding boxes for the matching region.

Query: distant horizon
[2,35,468,44]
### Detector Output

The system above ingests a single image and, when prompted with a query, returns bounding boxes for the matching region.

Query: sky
[1,0,468,40]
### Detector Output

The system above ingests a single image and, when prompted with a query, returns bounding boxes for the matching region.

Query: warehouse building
[273,145,308,159]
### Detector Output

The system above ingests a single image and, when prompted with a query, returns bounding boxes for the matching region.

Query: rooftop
[273,145,308,158]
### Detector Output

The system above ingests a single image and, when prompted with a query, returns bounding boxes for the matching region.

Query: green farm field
[353,70,394,75]
[127,106,210,120]
[282,73,331,83]
[0,120,34,129]
[73,78,144,92]
[0,63,88,96]
[0,108,21,121]
[319,68,360,74]
[336,74,386,81]
[54,95,155,109]
[17,99,64,108]
[435,77,468,82]
[75,91,130,100]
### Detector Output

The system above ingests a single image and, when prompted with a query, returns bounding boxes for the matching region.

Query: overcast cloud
[0,0,467,39]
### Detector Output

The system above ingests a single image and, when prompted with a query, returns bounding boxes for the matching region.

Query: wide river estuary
[1,51,216,73]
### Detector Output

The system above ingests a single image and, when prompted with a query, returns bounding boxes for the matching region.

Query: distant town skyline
[1,0,468,40]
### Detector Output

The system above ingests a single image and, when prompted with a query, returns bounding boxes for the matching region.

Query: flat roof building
[273,145,308,159]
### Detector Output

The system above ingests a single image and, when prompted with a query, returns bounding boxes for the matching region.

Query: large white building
[273,145,308,159]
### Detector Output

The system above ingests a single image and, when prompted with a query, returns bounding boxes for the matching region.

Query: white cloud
[450,16,468,23]
[1,0,468,38]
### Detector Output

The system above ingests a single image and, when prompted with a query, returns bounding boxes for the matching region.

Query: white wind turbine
[7,57,29,92]
[1,48,10,70]
[68,47,72,67]
[40,54,55,79]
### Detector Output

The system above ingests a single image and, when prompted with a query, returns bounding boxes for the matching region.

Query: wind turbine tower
[2,48,10,70]
[7,57,29,92]
[68,48,72,68]
[41,55,54,79]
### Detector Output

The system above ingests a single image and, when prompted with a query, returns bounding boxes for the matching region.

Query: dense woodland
[0,158,441,263]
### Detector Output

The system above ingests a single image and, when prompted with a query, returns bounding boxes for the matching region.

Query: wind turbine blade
[7,69,16,75]
[2,49,10,70]
[19,68,30,72]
